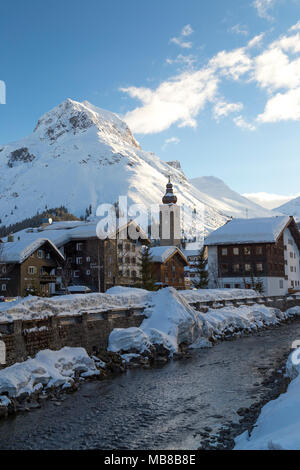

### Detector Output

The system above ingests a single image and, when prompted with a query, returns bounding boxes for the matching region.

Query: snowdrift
[235,344,300,450]
[108,288,300,357]
[0,347,99,402]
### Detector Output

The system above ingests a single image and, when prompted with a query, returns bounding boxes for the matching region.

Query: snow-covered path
[0,320,299,450]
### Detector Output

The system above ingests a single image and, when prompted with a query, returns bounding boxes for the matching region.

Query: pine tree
[193,247,209,289]
[139,246,157,291]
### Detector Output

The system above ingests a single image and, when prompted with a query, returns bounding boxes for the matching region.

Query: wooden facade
[152,251,187,289]
[218,235,285,280]
[0,241,64,297]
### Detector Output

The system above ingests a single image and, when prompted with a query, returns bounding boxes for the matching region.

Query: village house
[150,246,188,289]
[0,219,149,295]
[0,236,65,297]
[204,216,300,296]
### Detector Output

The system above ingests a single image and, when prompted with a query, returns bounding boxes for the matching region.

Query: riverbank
[0,320,300,450]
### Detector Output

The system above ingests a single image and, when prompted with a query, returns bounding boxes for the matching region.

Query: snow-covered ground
[0,289,152,322]
[0,347,100,402]
[108,287,300,357]
[235,346,300,450]
[0,287,261,322]
[180,288,261,303]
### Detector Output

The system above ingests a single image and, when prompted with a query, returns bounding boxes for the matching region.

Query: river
[0,320,300,450]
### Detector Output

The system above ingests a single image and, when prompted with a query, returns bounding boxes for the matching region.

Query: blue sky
[1,0,300,208]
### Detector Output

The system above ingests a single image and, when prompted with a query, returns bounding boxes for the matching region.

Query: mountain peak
[33,98,140,148]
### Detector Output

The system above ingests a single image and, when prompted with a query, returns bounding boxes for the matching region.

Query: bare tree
[58,258,72,291]
[208,260,222,288]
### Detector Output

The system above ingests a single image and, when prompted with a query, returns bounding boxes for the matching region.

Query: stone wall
[1,295,300,368]
[0,307,145,367]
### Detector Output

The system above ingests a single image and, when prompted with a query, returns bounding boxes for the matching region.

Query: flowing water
[0,321,300,450]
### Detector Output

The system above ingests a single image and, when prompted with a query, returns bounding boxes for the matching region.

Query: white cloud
[233,115,256,131]
[247,33,265,49]
[182,24,194,36]
[230,24,249,36]
[257,87,300,122]
[254,29,300,122]
[244,191,300,209]
[170,24,194,49]
[253,0,277,20]
[213,100,243,120]
[166,54,197,69]
[162,137,180,150]
[121,24,300,134]
[209,47,252,80]
[121,68,218,134]
[290,20,300,32]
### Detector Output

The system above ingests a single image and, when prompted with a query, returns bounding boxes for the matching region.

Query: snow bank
[109,328,152,355]
[108,289,300,358]
[0,289,152,322]
[235,347,300,450]
[181,288,260,303]
[0,287,264,323]
[197,304,287,340]
[0,347,99,398]
[108,288,202,356]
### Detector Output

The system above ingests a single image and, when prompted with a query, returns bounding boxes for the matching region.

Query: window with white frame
[86,270,90,276]
[76,243,83,251]
[86,256,90,263]
[256,263,263,272]
[76,257,83,265]
[28,266,36,275]
[1,284,6,292]
[233,247,239,255]
[1,266,6,274]
[37,250,44,259]
[221,248,228,256]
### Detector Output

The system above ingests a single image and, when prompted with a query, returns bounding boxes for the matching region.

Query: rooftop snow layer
[149,246,187,263]
[204,216,291,246]
[0,237,65,263]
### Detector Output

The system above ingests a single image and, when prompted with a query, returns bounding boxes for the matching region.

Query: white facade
[207,227,300,296]
[284,228,300,291]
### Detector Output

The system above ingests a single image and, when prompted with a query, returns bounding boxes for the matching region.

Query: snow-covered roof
[67,286,91,293]
[204,216,291,246]
[0,237,65,263]
[149,246,188,264]
[1,219,149,263]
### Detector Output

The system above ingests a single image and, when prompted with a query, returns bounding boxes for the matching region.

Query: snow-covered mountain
[189,176,276,219]
[0,99,229,236]
[275,197,300,221]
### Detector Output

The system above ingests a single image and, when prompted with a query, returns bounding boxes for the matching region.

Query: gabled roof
[0,238,65,264]
[149,246,188,265]
[2,219,150,260]
[204,216,295,246]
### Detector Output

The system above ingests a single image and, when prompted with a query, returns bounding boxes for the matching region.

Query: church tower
[159,177,181,246]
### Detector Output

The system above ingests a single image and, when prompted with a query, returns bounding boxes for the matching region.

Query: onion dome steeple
[162,176,177,205]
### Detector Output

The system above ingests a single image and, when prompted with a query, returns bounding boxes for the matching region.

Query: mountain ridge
[0,99,229,237]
